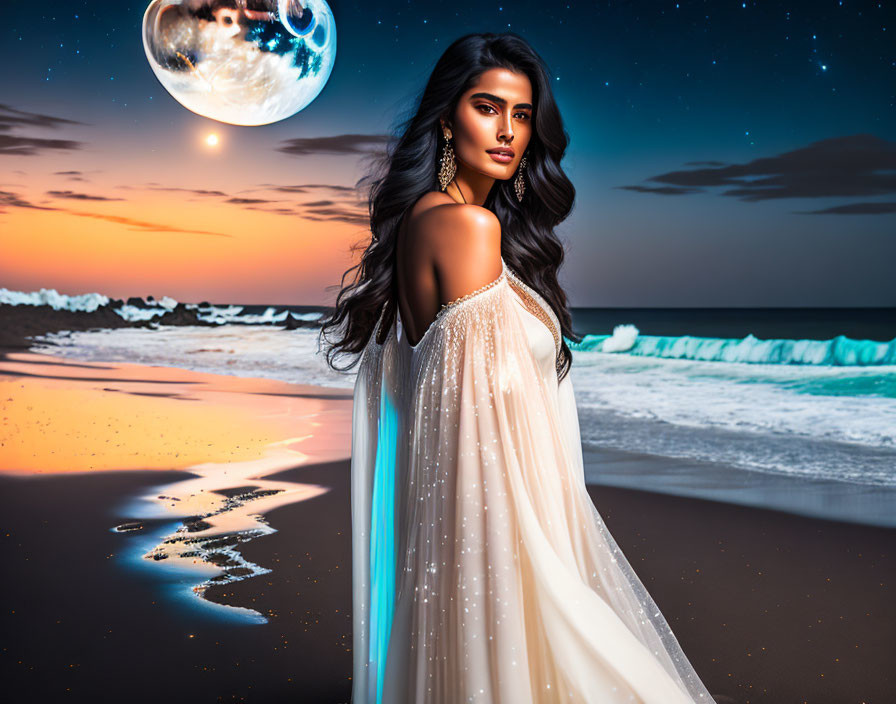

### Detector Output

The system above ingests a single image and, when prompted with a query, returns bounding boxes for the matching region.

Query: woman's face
[445,67,534,181]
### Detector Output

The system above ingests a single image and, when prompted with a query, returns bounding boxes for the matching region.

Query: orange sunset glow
[0,185,366,304]
[0,352,352,475]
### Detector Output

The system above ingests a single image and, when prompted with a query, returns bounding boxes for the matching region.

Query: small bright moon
[205,133,219,147]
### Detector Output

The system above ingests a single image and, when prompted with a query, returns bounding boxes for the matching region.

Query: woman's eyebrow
[469,92,533,110]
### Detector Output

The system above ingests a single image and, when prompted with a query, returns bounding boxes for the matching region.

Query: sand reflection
[1,351,352,621]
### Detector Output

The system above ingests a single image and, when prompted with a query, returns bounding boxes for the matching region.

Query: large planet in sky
[142,0,337,126]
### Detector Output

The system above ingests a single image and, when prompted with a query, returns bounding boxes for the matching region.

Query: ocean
[14,292,896,528]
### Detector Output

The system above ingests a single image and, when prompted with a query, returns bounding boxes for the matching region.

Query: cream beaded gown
[351,257,715,704]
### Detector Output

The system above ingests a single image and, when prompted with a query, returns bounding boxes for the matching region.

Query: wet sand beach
[0,349,892,703]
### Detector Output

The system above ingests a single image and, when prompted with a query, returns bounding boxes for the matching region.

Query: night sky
[2,1,894,307]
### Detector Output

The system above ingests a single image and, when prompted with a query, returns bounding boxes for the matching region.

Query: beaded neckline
[438,258,508,312]
[397,257,508,350]
[504,265,563,361]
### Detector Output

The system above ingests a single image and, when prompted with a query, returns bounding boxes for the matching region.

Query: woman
[320,32,716,704]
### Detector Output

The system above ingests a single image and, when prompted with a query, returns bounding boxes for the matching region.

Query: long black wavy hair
[318,31,581,381]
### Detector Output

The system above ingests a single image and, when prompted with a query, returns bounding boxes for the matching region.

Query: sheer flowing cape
[351,259,714,704]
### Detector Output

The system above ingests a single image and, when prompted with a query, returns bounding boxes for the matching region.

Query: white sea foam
[26,324,896,488]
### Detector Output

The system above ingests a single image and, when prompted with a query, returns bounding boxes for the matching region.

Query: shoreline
[583,444,896,529]
[1,347,893,702]
[2,460,892,702]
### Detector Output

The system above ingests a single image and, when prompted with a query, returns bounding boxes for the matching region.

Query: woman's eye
[477,105,530,121]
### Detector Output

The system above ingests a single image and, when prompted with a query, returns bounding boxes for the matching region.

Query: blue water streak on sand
[114,520,266,625]
[369,384,398,703]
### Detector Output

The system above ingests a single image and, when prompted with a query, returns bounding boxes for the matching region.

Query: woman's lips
[487,151,514,164]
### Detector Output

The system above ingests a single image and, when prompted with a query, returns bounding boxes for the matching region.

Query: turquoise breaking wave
[567,327,896,367]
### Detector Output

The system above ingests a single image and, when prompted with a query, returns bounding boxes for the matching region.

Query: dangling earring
[438,128,457,192]
[514,154,528,202]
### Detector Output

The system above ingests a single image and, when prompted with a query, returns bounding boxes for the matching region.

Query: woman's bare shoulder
[406,193,502,303]
[408,192,501,247]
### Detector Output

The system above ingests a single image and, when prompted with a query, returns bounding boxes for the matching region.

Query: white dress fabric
[350,257,715,704]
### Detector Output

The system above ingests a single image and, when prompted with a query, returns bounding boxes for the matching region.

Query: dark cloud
[63,210,233,237]
[0,103,87,132]
[237,197,368,227]
[243,206,299,216]
[226,182,367,225]
[302,205,370,227]
[0,188,231,236]
[110,181,368,226]
[0,134,85,157]
[618,134,896,215]
[275,134,390,157]
[615,184,699,196]
[797,201,896,215]
[0,190,58,211]
[46,190,125,202]
[47,178,369,227]
[54,170,90,182]
[226,197,275,204]
[135,184,230,197]
[263,183,358,194]
[0,104,88,156]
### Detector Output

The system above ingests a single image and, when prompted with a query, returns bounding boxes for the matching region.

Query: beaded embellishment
[504,265,563,372]
[438,263,507,312]
[395,261,508,349]
[374,258,563,373]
